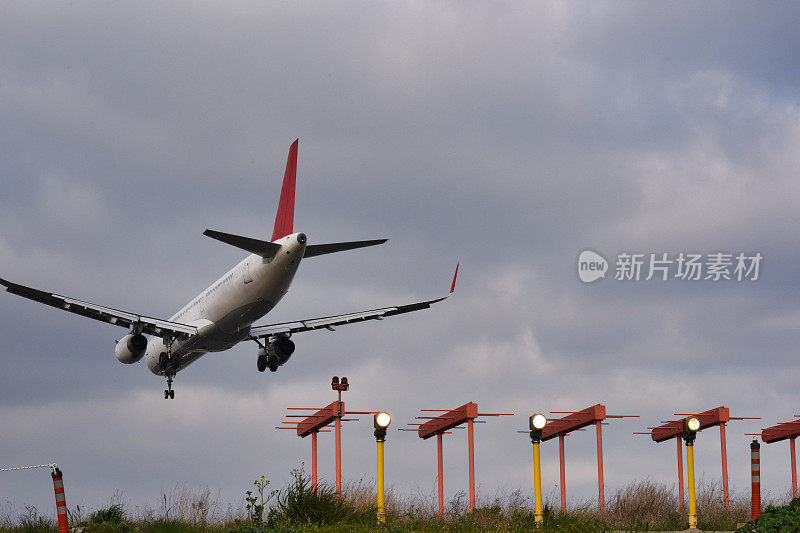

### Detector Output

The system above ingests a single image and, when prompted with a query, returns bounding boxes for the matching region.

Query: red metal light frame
[761,419,800,443]
[401,402,512,517]
[296,401,343,437]
[417,403,480,440]
[527,404,637,513]
[760,419,800,498]
[277,390,374,495]
[644,406,758,510]
[651,407,731,443]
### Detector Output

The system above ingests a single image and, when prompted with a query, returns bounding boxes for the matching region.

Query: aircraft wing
[249,263,458,339]
[0,277,197,339]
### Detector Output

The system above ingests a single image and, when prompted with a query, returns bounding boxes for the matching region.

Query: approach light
[374,411,391,442]
[373,411,391,523]
[683,416,701,529]
[682,416,701,444]
[529,413,547,445]
[530,413,547,431]
[375,412,392,429]
[331,375,350,391]
[528,413,547,525]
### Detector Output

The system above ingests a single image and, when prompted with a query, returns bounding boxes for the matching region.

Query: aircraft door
[243,261,253,284]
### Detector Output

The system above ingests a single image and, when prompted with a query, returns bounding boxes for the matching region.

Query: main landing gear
[251,335,281,373]
[257,351,279,373]
[158,336,180,400]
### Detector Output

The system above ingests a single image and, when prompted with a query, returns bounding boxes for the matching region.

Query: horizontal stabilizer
[203,229,282,258]
[304,239,388,258]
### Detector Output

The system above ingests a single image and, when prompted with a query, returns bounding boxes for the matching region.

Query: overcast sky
[2,1,800,518]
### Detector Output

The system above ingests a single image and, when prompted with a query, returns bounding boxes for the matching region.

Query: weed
[244,476,277,526]
[10,506,54,533]
[267,465,374,528]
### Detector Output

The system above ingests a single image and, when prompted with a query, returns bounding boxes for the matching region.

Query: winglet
[271,139,299,242]
[450,262,459,294]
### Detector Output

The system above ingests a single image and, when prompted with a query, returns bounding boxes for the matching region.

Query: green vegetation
[2,506,54,533]
[0,471,785,532]
[736,497,800,532]
[245,476,277,525]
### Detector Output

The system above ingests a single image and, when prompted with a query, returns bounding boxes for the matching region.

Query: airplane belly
[214,299,272,334]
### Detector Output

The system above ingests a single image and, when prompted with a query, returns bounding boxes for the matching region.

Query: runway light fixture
[331,376,349,391]
[529,413,547,525]
[374,411,391,524]
[530,413,547,431]
[374,411,391,442]
[375,412,392,430]
[529,413,548,443]
[683,416,700,443]
[682,416,700,529]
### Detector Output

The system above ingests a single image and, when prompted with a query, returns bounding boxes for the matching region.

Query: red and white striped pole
[791,436,798,499]
[51,466,68,533]
[750,439,761,522]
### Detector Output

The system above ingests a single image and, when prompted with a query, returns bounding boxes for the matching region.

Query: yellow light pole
[374,412,391,524]
[529,413,548,526]
[683,416,701,530]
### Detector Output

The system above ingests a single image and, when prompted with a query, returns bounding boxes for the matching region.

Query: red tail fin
[271,139,299,241]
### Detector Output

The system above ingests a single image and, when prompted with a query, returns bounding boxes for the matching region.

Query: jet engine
[256,336,295,372]
[270,336,295,364]
[115,333,148,364]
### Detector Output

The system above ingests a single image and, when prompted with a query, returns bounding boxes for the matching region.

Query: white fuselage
[144,233,306,375]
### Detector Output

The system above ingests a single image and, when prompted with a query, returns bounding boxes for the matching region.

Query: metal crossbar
[1,463,58,472]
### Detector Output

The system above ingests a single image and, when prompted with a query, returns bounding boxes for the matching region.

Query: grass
[0,474,791,532]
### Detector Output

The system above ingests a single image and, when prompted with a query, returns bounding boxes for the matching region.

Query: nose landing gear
[164,374,175,399]
[159,336,179,399]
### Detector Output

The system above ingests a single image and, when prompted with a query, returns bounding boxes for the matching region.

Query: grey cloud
[1,0,799,518]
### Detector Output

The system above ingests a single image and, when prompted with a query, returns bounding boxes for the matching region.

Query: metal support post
[311,431,318,492]
[687,442,698,530]
[467,418,475,512]
[437,432,444,519]
[532,440,543,525]
[677,437,684,509]
[376,439,385,523]
[558,434,566,511]
[596,420,605,513]
[335,408,342,498]
[720,422,729,510]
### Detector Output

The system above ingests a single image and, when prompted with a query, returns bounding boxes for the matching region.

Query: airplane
[0,139,457,399]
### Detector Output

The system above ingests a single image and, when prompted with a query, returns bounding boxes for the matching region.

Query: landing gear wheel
[268,356,279,372]
[163,374,175,400]
[170,352,181,371]
[257,353,267,372]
